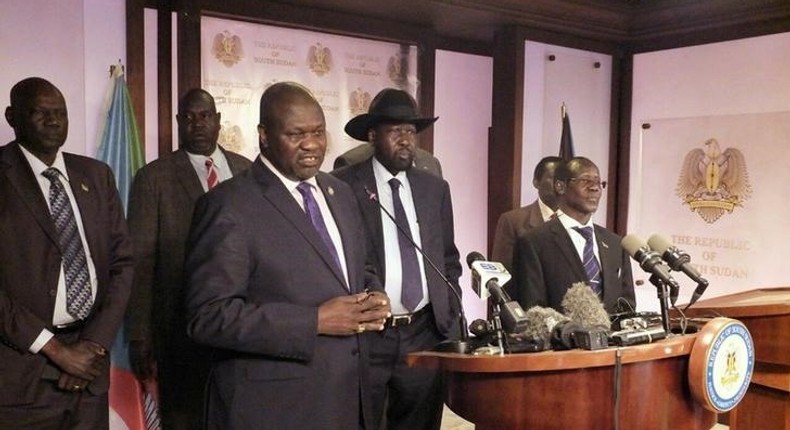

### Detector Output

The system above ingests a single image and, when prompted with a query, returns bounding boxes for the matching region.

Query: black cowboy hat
[344,88,438,141]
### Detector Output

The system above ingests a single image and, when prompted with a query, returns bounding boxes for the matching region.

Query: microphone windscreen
[561,284,611,329]
[522,306,569,341]
[621,234,647,258]
[466,251,485,268]
[469,319,490,337]
[647,234,672,254]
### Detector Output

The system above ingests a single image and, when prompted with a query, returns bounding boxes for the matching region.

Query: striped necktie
[573,226,602,295]
[206,157,219,189]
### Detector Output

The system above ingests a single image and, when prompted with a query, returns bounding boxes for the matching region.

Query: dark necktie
[205,158,219,189]
[42,168,93,320]
[573,226,603,295]
[296,182,342,272]
[388,178,423,311]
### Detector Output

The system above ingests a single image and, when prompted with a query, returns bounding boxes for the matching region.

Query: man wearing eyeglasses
[509,156,635,314]
[126,88,251,430]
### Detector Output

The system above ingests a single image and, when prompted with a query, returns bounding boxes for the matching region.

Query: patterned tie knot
[42,167,62,182]
[388,177,401,191]
[205,158,213,168]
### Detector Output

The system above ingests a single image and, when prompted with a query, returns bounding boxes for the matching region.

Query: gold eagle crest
[676,138,752,223]
[212,31,243,67]
[349,88,372,117]
[219,121,244,154]
[308,43,332,77]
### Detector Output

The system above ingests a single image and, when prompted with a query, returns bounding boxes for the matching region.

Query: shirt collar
[259,154,318,192]
[19,144,69,181]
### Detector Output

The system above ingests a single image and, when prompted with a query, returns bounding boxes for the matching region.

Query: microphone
[521,306,569,349]
[466,252,529,333]
[621,234,681,305]
[647,234,710,308]
[557,284,610,350]
[465,252,512,300]
[364,186,470,353]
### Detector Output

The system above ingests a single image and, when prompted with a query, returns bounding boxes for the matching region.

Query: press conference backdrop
[201,16,419,167]
[629,112,790,310]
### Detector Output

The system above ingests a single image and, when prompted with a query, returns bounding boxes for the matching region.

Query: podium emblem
[689,317,754,412]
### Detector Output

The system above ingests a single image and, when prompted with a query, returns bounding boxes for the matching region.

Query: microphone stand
[365,187,471,354]
[648,274,671,333]
[490,304,506,356]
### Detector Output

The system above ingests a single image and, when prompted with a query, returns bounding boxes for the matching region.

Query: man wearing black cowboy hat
[332,88,462,430]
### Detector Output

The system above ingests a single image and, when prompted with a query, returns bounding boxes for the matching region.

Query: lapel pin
[81,183,89,192]
[327,186,334,196]
[601,242,609,249]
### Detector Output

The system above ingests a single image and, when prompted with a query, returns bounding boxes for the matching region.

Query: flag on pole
[559,102,575,160]
[96,62,160,430]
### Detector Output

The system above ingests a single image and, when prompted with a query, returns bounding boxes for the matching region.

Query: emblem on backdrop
[219,121,244,154]
[676,138,752,223]
[212,31,243,67]
[387,53,407,86]
[308,43,333,77]
[349,88,372,116]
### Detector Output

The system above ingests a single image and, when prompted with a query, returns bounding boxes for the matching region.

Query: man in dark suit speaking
[126,89,251,430]
[0,77,133,428]
[333,88,462,430]
[184,82,391,430]
[510,156,635,314]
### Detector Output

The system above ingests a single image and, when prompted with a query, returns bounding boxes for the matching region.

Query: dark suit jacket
[333,144,443,178]
[126,148,250,356]
[510,217,635,314]
[0,141,133,404]
[491,199,545,271]
[184,160,381,430]
[332,159,462,339]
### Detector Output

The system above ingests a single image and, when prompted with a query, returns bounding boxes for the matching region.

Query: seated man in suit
[184,82,391,430]
[510,156,635,314]
[491,155,562,271]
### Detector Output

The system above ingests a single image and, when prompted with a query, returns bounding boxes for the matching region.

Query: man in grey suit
[0,77,133,429]
[510,157,635,314]
[333,88,462,430]
[125,89,251,430]
[491,156,562,271]
[185,82,391,430]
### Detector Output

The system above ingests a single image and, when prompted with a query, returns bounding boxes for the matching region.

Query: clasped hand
[318,291,391,336]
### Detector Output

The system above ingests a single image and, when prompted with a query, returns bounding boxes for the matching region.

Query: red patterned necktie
[206,158,219,189]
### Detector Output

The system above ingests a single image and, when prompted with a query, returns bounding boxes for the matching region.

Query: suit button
[48,289,56,297]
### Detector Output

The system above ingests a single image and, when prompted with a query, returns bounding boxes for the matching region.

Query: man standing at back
[0,77,133,429]
[510,157,635,313]
[125,88,251,430]
[491,156,562,271]
[184,82,391,430]
[333,88,462,430]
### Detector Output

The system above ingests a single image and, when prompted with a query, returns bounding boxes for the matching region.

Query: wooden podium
[682,287,790,430]
[408,334,716,430]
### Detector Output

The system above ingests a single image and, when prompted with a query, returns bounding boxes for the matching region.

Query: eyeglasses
[567,177,607,189]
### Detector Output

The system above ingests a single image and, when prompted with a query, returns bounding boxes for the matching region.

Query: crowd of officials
[0,77,633,430]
